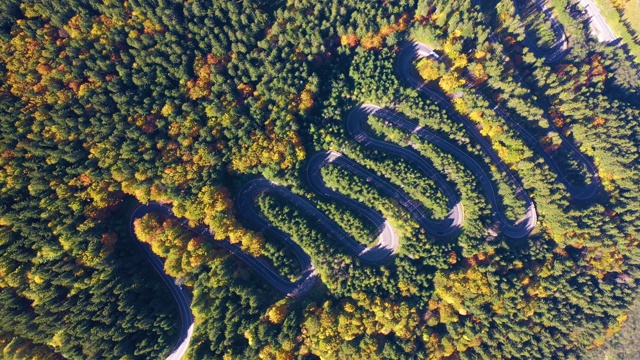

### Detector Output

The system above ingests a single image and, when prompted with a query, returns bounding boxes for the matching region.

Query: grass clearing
[622,0,640,36]
[594,0,640,62]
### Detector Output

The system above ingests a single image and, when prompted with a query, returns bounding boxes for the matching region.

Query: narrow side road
[490,102,600,200]
[463,6,601,199]
[409,39,598,200]
[130,202,318,358]
[130,204,194,360]
[355,104,535,239]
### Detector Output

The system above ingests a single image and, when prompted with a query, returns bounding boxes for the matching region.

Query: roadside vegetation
[513,0,560,50]
[2,0,640,359]
[134,212,303,282]
[593,0,640,61]
[620,0,640,36]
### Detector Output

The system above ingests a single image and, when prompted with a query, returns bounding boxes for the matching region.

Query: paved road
[237,178,398,262]
[307,150,463,238]
[578,0,618,42]
[129,204,194,360]
[467,4,602,199]
[130,202,318,358]
[396,42,537,238]
[513,0,569,63]
[576,0,639,77]
[399,41,600,200]
[490,101,600,200]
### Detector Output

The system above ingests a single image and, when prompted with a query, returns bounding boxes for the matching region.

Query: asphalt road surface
[578,0,618,43]
[490,101,600,200]
[307,150,463,238]
[130,204,194,360]
[512,0,569,63]
[577,0,639,78]
[237,178,398,262]
[123,14,609,358]
[130,202,318,359]
[466,5,601,199]
[396,42,537,238]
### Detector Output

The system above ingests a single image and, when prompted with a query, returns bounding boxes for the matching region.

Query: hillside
[1,0,640,359]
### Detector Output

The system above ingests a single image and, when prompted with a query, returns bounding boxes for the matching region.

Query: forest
[1,0,640,359]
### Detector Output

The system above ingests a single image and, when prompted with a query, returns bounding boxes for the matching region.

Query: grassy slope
[622,0,640,36]
[594,0,640,61]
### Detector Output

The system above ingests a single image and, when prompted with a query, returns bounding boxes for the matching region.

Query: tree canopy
[1,0,640,359]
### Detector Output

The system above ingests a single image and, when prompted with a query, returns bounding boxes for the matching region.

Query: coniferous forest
[1,0,640,359]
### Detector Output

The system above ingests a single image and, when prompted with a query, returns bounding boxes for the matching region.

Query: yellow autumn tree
[340,33,359,47]
[452,98,469,115]
[438,73,465,94]
[230,120,305,172]
[471,63,489,84]
[237,83,254,98]
[610,0,629,10]
[187,55,212,100]
[301,295,419,358]
[451,53,468,69]
[133,214,214,280]
[433,267,493,319]
[416,57,441,82]
[298,89,314,112]
[443,38,468,69]
[584,245,625,279]
[267,300,290,324]
[166,185,267,257]
[361,34,384,50]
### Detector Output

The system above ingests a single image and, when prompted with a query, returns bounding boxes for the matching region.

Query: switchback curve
[396,42,537,238]
[513,0,569,64]
[504,2,601,199]
[350,104,534,239]
[491,100,600,201]
[476,3,600,199]
[402,39,599,200]
[130,201,317,358]
[307,150,463,237]
[237,178,399,262]
[456,4,600,199]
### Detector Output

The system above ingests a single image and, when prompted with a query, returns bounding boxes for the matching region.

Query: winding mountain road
[513,0,569,63]
[129,29,606,360]
[353,103,535,238]
[396,42,537,238]
[490,102,600,200]
[307,150,463,238]
[237,178,399,262]
[130,204,194,360]
[447,3,600,199]
[130,202,317,359]
[133,203,317,296]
